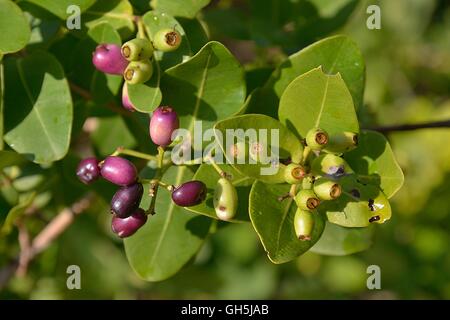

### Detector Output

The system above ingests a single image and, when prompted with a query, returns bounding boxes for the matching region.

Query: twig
[366,120,450,133]
[69,82,130,117]
[0,193,95,290]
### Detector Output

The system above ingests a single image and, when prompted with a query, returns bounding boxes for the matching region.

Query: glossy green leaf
[150,0,210,19]
[279,67,359,139]
[4,51,73,164]
[84,0,135,38]
[161,41,246,136]
[310,222,374,256]
[0,0,31,55]
[88,22,123,104]
[344,130,404,199]
[91,116,137,157]
[247,35,365,118]
[320,175,391,228]
[187,163,254,222]
[24,0,95,19]
[127,77,162,113]
[249,181,325,263]
[143,11,191,70]
[214,114,303,184]
[124,165,212,281]
[0,192,36,236]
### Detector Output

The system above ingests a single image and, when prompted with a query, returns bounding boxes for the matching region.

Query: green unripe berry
[229,141,248,164]
[306,128,329,150]
[284,163,307,184]
[213,177,238,221]
[295,189,320,211]
[325,131,359,154]
[311,154,353,177]
[294,209,315,241]
[153,28,182,52]
[121,38,154,61]
[313,177,342,200]
[123,60,153,84]
[368,192,391,224]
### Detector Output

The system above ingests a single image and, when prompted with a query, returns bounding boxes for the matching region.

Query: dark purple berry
[171,180,207,207]
[100,156,137,186]
[76,157,100,184]
[92,44,128,75]
[149,106,180,147]
[111,208,148,238]
[111,183,144,218]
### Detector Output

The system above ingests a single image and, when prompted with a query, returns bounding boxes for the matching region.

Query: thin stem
[366,120,450,133]
[206,155,226,177]
[136,17,146,39]
[146,147,166,215]
[289,184,298,197]
[112,147,157,162]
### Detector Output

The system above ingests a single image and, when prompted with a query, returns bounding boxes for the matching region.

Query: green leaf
[0,60,3,150]
[142,11,191,70]
[124,165,212,281]
[249,181,325,263]
[310,222,374,256]
[0,0,31,55]
[246,35,365,118]
[150,0,210,19]
[24,0,95,19]
[4,51,73,164]
[214,114,303,184]
[1,192,36,236]
[84,0,135,38]
[161,41,246,136]
[187,163,254,222]
[0,150,26,170]
[279,67,359,139]
[91,116,137,157]
[127,78,162,113]
[87,22,123,104]
[344,130,404,199]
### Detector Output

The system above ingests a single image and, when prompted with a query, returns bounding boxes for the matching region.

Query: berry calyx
[149,106,180,147]
[284,163,307,184]
[100,156,137,186]
[76,157,100,184]
[111,208,148,238]
[305,128,329,150]
[122,84,136,112]
[121,38,154,61]
[313,177,342,200]
[213,177,238,221]
[92,44,128,75]
[171,180,207,207]
[123,60,153,84]
[110,183,144,218]
[294,209,315,241]
[325,132,359,154]
[295,189,320,211]
[153,28,182,52]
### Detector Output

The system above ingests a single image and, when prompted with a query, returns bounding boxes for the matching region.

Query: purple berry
[149,106,180,147]
[76,157,100,184]
[92,44,128,75]
[111,183,144,218]
[171,180,207,207]
[111,208,148,238]
[122,84,135,112]
[100,156,137,186]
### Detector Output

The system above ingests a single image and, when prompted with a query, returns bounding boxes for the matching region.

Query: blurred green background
[1,0,450,299]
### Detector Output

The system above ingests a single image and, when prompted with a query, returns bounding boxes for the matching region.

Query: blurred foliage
[1,0,450,299]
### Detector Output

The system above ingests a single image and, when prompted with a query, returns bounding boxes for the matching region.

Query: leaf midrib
[314,76,330,129]
[16,59,59,156]
[148,166,187,270]
[274,197,293,255]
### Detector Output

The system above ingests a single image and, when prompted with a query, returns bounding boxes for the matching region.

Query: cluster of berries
[282,128,361,241]
[92,28,182,111]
